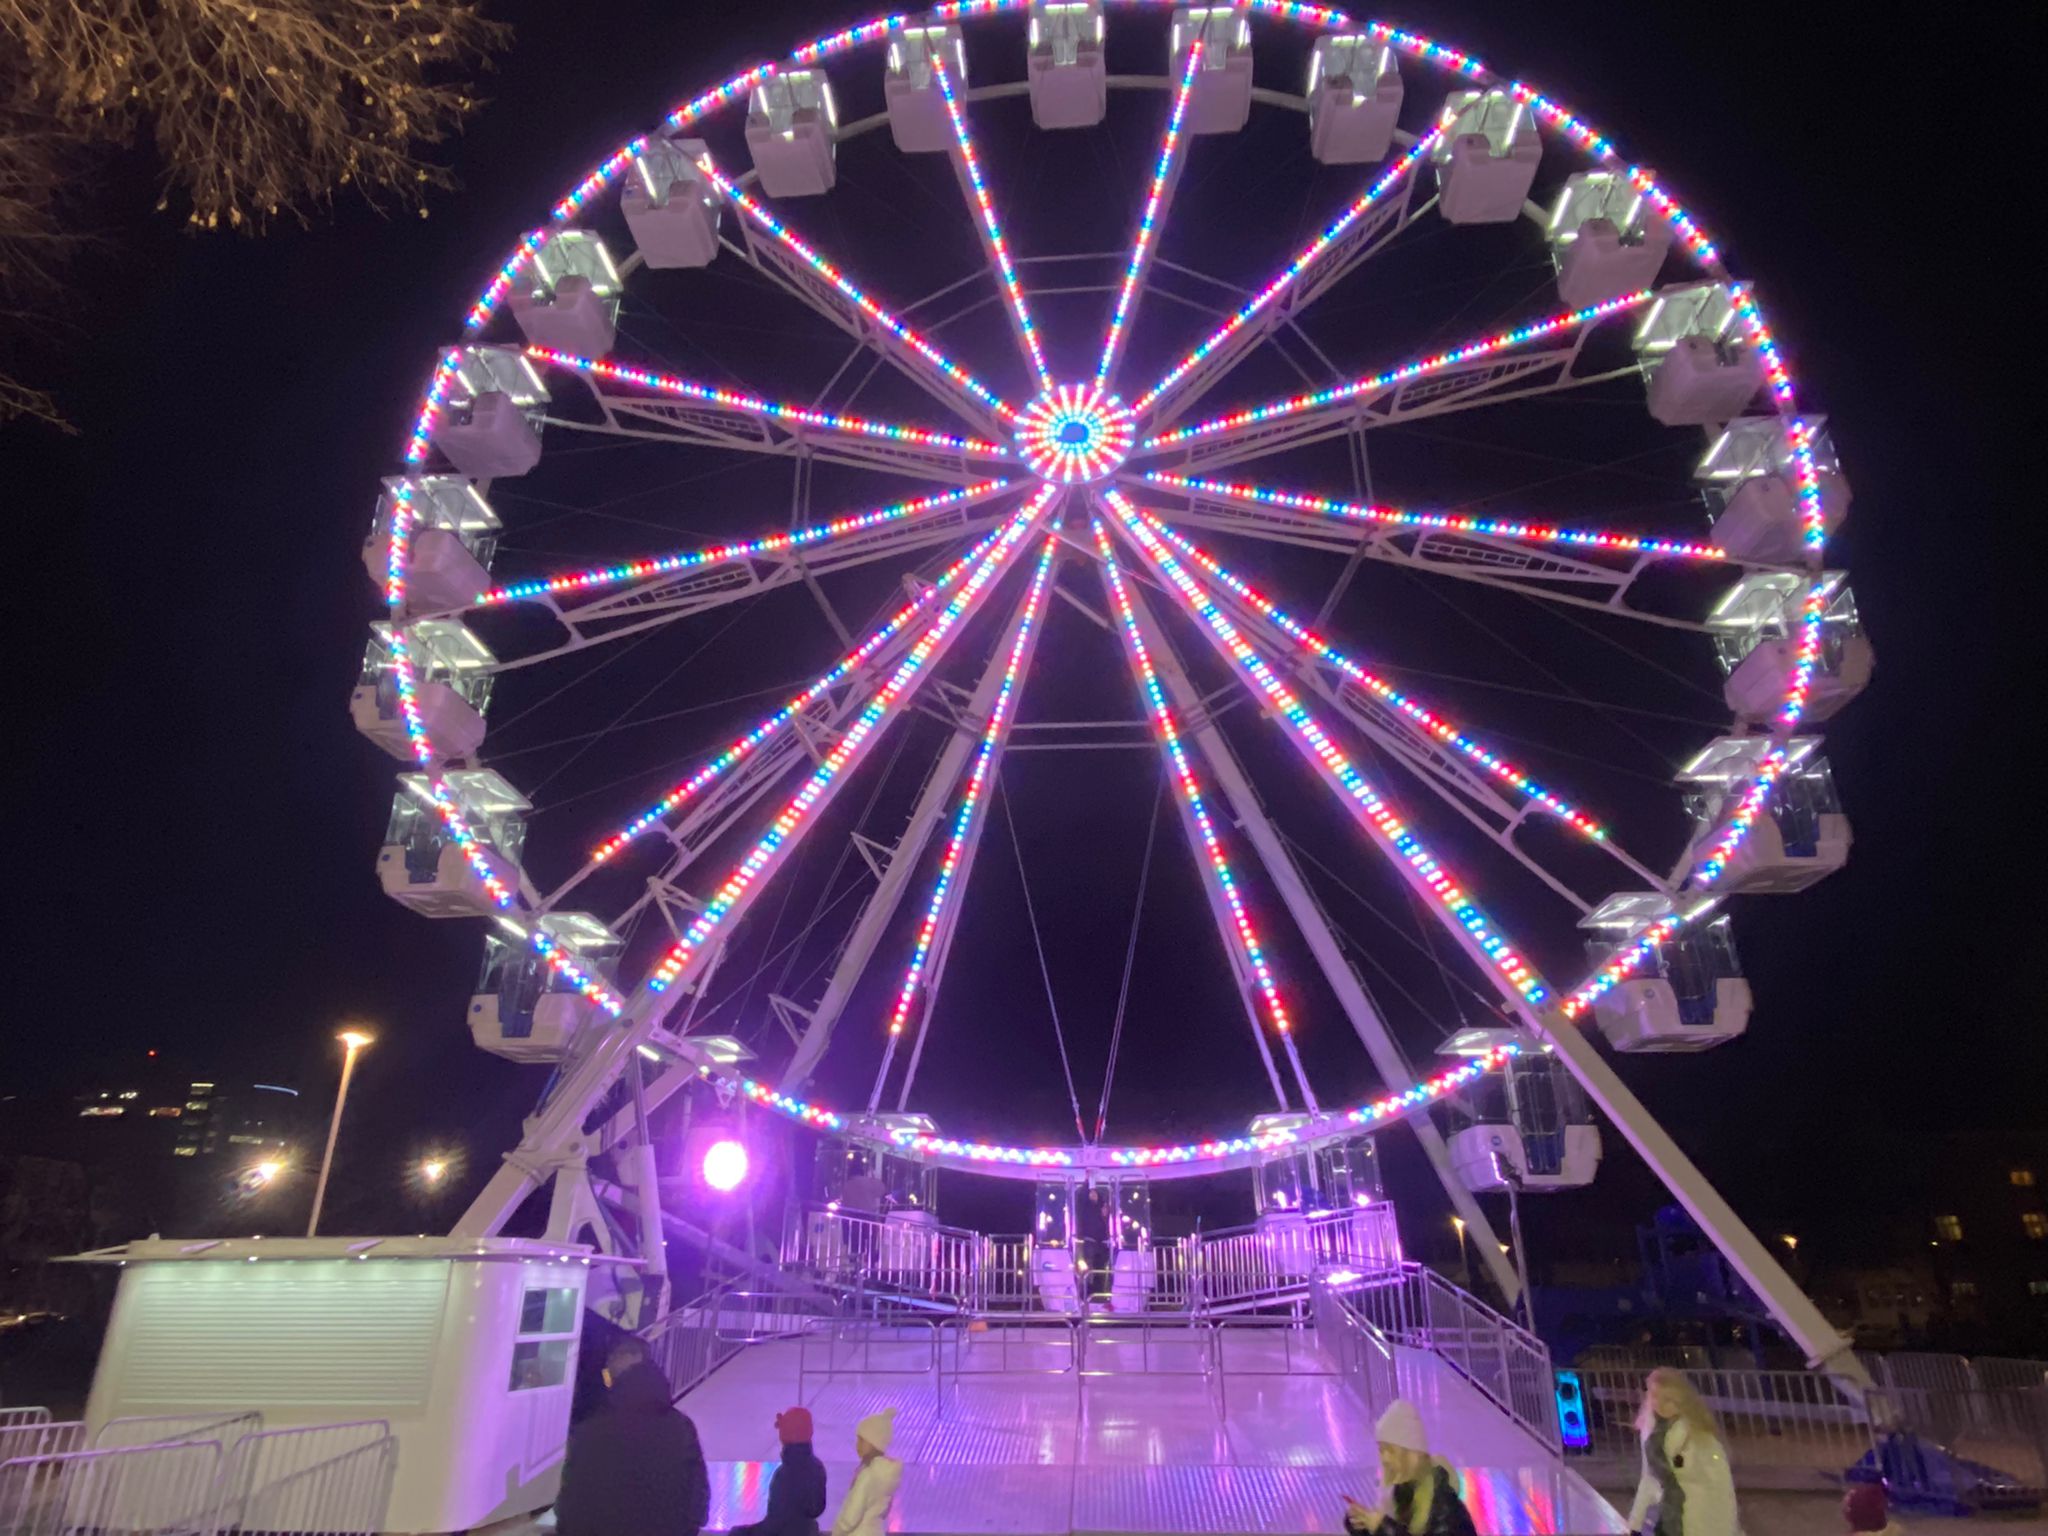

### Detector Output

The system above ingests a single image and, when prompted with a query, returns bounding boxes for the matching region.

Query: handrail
[1331,1264,1562,1454]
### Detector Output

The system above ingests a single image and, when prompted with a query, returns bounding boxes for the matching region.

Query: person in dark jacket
[554,1340,710,1536]
[731,1406,829,1536]
[1341,1400,1477,1536]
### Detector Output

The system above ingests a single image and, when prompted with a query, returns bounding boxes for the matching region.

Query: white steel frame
[365,10,1866,1385]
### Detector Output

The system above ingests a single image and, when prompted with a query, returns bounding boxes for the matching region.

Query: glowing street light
[1450,1214,1472,1290]
[251,1158,285,1187]
[420,1158,448,1185]
[308,1028,373,1238]
[1781,1233,1799,1252]
[701,1138,749,1193]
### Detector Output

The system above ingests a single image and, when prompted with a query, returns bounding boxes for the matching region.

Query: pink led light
[648,489,1057,992]
[887,533,1059,1039]
[1096,37,1203,389]
[1090,514,1294,1038]
[931,57,1051,394]
[590,512,1026,865]
[1142,472,1727,560]
[473,481,1011,608]
[1136,511,1606,838]
[693,155,1018,422]
[1014,385,1136,483]
[1143,289,1656,448]
[526,347,1009,456]
[701,1138,749,1192]
[1109,493,1547,1006]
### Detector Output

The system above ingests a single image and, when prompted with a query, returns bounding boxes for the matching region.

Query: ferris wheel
[354,2,1867,1361]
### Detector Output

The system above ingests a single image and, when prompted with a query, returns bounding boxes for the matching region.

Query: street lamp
[1450,1215,1472,1290]
[420,1158,448,1185]
[308,1029,373,1237]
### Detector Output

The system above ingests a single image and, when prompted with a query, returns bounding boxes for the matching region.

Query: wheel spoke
[932,58,1052,395]
[646,486,1058,994]
[693,152,1020,425]
[1138,471,1728,561]
[1128,127,1442,418]
[1088,502,1300,1108]
[1103,490,1551,1011]
[1132,510,1604,839]
[872,530,1060,1110]
[1096,38,1205,390]
[1142,289,1657,451]
[468,479,1014,612]
[582,510,1031,869]
[528,346,1010,457]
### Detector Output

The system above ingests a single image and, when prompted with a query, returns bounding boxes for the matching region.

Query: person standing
[731,1406,829,1536]
[1341,1399,1477,1536]
[1625,1367,1739,1536]
[830,1407,903,1536]
[553,1339,711,1536]
[1842,1484,1904,1536]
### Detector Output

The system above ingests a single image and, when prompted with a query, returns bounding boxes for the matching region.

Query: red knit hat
[1842,1484,1888,1532]
[776,1406,813,1445]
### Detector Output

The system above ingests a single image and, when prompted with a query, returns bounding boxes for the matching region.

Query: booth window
[509,1285,579,1391]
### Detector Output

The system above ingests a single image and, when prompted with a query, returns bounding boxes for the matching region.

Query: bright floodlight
[421,1158,448,1184]
[253,1159,284,1185]
[701,1138,749,1192]
[337,1029,374,1051]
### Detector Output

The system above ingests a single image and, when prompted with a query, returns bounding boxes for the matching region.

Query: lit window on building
[148,1107,181,1118]
[79,1105,125,1118]
[2030,1280,2048,1297]
[171,1146,196,1157]
[1935,1215,1963,1242]
[2013,1168,2038,1188]
[118,1091,139,1100]
[1952,1281,1978,1296]
[2024,1213,2048,1240]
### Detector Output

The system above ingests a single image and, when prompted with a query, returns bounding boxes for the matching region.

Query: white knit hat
[856,1406,898,1455]
[1374,1398,1428,1455]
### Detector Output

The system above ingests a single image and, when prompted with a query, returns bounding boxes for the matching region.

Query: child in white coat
[830,1408,903,1536]
[1625,1368,1739,1536]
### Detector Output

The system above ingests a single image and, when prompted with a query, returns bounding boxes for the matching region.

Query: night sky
[6,0,2038,1267]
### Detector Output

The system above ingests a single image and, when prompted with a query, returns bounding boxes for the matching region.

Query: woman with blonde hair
[1340,1400,1476,1536]
[1626,1367,1739,1536]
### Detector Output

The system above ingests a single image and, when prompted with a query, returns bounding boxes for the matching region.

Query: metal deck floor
[675,1331,1626,1535]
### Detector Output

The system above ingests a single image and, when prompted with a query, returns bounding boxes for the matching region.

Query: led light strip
[526,347,1008,456]
[590,515,1026,865]
[1143,289,1656,447]
[931,58,1052,394]
[1129,126,1444,414]
[694,156,1018,423]
[1143,472,1727,560]
[473,480,1011,608]
[1109,492,1547,1006]
[647,489,1057,993]
[886,533,1060,1040]
[719,1041,1522,1169]
[1090,515,1295,1038]
[1014,385,1137,483]
[1096,37,1204,388]
[1138,511,1604,838]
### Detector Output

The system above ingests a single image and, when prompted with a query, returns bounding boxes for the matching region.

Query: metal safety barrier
[212,1424,397,1535]
[0,1438,224,1536]
[0,1420,82,1468]
[1569,1365,1867,1490]
[1343,1264,1561,1453]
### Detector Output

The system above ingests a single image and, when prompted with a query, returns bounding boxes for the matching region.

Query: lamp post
[1451,1214,1472,1291]
[308,1029,373,1237]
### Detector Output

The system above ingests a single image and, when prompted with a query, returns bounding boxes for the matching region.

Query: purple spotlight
[701,1138,749,1193]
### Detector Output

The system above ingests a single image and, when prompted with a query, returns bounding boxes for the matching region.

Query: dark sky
[6,0,2038,1266]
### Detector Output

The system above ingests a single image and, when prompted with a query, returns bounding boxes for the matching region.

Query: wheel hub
[1015,385,1136,484]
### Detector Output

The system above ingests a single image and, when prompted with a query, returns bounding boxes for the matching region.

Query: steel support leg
[1127,569,1522,1305]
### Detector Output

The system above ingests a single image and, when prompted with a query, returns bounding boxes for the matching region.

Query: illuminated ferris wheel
[353,1,1866,1347]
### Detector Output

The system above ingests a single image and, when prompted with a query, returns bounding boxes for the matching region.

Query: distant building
[1924,1130,2048,1352]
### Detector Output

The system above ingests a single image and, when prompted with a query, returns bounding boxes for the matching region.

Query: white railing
[783,1205,1400,1317]
[0,1439,224,1536]
[1315,1277,1400,1417]
[643,1280,821,1399]
[1569,1365,1868,1489]
[213,1424,398,1535]
[0,1414,397,1536]
[0,1419,82,1467]
[1342,1264,1561,1453]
